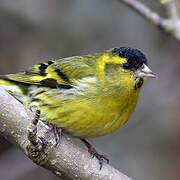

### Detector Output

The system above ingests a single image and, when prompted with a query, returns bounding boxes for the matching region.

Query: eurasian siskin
[0,47,156,168]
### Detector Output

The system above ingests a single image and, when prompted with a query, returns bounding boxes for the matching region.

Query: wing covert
[0,56,95,88]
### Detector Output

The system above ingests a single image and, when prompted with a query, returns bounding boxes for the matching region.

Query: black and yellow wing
[0,56,96,89]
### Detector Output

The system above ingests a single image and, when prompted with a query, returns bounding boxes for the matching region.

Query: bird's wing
[0,56,96,89]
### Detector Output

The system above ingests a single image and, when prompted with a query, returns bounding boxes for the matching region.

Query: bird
[0,47,156,169]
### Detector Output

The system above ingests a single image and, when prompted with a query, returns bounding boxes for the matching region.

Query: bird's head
[97,47,156,90]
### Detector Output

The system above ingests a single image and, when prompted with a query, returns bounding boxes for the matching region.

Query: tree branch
[161,0,180,39]
[0,87,132,180]
[118,0,180,41]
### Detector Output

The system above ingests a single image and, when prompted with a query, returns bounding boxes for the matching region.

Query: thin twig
[0,87,132,180]
[118,0,167,29]
[161,0,180,39]
[118,0,180,41]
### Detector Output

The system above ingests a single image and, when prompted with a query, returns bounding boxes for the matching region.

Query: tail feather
[0,75,29,105]
[0,75,9,80]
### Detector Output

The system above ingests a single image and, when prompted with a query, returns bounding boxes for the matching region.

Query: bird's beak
[135,64,157,78]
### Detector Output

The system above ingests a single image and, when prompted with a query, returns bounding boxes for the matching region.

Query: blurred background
[0,0,180,180]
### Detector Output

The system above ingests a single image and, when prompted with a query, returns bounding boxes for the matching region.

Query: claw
[81,139,109,170]
[51,125,62,146]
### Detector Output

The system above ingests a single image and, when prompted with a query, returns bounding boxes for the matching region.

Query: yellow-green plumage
[0,47,154,138]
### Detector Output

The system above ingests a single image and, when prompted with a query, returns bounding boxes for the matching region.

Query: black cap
[112,47,148,71]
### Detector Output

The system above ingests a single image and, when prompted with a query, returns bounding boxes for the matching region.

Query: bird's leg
[27,110,46,160]
[27,109,42,149]
[80,139,109,170]
[48,124,62,146]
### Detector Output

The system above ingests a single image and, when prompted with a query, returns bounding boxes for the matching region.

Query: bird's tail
[0,75,29,105]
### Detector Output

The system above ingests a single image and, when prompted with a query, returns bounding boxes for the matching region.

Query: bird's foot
[48,124,62,146]
[81,139,109,170]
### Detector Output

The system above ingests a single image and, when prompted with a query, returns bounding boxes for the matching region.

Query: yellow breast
[52,90,139,138]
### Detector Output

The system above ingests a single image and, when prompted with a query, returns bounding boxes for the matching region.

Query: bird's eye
[122,63,130,69]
